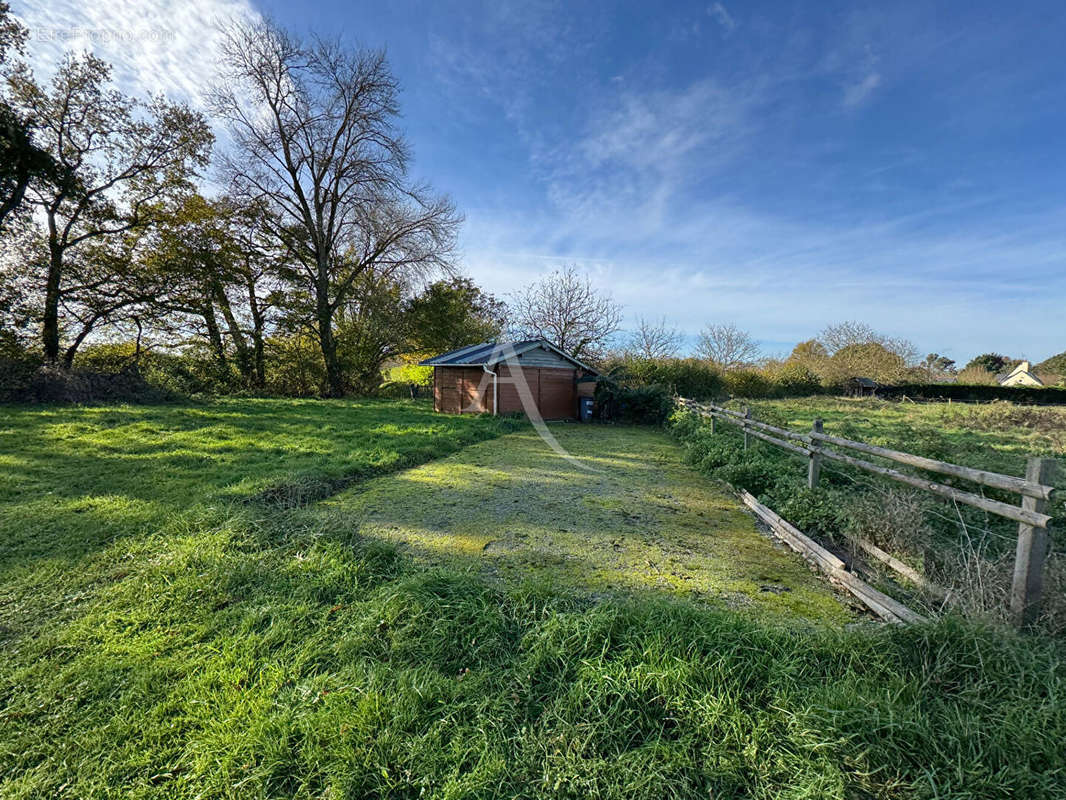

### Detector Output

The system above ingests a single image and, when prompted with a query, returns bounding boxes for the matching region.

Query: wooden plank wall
[435,364,577,418]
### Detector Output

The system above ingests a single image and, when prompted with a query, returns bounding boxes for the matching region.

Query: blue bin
[579,396,594,422]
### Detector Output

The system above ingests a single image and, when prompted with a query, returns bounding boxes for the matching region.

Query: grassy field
[732,396,1066,540]
[740,396,1066,479]
[1,398,1065,798]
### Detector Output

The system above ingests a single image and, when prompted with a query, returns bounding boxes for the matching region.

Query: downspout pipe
[483,363,498,416]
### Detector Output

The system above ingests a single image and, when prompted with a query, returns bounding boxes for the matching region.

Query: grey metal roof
[419,339,597,373]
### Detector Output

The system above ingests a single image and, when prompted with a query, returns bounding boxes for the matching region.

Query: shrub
[0,331,42,402]
[390,362,433,386]
[607,356,724,399]
[777,487,849,539]
[768,362,822,397]
[595,381,674,425]
[723,369,771,398]
[879,383,1066,405]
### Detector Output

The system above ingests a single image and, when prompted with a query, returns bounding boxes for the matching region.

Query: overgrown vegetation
[2,399,1066,797]
[668,396,1066,633]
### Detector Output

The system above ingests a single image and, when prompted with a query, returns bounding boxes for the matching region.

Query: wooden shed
[419,340,598,419]
[844,377,880,397]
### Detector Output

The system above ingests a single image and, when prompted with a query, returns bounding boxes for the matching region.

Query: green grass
[732,396,1066,537]
[1,398,1065,798]
[670,396,1066,631]
[740,396,1066,477]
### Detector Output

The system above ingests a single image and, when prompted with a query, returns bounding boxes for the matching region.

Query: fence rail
[677,397,1058,627]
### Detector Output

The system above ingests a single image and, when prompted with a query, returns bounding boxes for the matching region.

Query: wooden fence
[678,398,1058,627]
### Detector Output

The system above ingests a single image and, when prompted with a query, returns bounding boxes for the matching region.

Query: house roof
[419,339,597,373]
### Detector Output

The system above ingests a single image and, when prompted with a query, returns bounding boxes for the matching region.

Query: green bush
[723,369,772,398]
[0,331,42,402]
[770,362,823,397]
[607,357,724,399]
[72,340,251,397]
[595,381,674,425]
[389,362,433,386]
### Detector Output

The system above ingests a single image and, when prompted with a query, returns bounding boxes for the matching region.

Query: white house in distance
[997,361,1044,387]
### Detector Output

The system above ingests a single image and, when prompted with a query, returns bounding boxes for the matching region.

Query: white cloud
[10,0,259,110]
[843,71,882,107]
[459,197,1066,362]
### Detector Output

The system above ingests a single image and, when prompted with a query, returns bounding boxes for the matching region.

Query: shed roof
[419,339,597,373]
[848,377,879,388]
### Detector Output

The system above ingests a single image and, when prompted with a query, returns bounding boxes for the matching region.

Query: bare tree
[820,320,918,365]
[696,322,759,370]
[211,20,460,396]
[626,316,683,360]
[508,265,622,362]
[819,320,880,354]
[7,54,211,364]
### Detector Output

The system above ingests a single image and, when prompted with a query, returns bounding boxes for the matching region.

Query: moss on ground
[320,424,851,622]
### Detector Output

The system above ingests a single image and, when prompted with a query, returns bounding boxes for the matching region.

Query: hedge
[879,383,1066,405]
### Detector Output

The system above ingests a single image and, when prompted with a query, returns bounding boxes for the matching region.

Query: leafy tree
[333,272,409,394]
[920,352,956,381]
[212,20,459,396]
[0,2,60,229]
[508,265,622,362]
[696,322,759,370]
[7,53,211,364]
[789,339,828,362]
[144,194,280,388]
[1036,351,1066,378]
[964,353,1010,374]
[821,342,906,386]
[404,277,505,355]
[819,320,917,364]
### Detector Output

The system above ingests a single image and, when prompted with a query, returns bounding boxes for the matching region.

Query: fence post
[743,406,751,451]
[807,418,823,489]
[1010,456,1057,628]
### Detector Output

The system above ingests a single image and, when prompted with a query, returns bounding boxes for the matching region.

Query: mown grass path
[320,425,849,621]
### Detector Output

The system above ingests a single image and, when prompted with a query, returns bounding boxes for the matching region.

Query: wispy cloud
[707,3,736,35]
[10,0,259,109]
[843,71,881,107]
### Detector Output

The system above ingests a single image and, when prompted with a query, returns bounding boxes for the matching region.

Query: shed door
[537,368,577,419]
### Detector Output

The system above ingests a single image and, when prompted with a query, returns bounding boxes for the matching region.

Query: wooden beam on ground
[853,538,950,601]
[739,490,926,624]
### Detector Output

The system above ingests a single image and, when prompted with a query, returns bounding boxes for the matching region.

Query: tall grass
[669,398,1066,633]
[2,507,1064,798]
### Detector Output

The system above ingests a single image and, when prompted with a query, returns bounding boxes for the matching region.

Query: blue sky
[15,0,1066,362]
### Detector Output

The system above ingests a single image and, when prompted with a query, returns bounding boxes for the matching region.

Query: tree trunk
[62,317,99,367]
[202,299,227,368]
[213,280,254,386]
[315,269,343,397]
[42,220,63,364]
[246,277,266,388]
